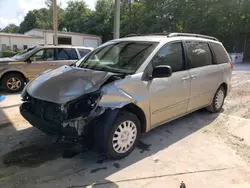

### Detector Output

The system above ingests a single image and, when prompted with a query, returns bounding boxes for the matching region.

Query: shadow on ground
[64,109,219,188]
[0,105,220,187]
[0,86,228,188]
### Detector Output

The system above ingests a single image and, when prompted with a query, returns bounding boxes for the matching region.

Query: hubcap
[215,89,224,109]
[112,120,137,154]
[6,77,21,91]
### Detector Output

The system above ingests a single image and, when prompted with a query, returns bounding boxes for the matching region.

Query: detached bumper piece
[20,103,78,138]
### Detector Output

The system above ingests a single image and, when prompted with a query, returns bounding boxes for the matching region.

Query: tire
[206,86,226,113]
[1,73,25,93]
[95,110,140,160]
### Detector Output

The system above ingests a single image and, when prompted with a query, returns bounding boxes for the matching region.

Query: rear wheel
[206,86,225,113]
[95,110,140,160]
[1,73,25,93]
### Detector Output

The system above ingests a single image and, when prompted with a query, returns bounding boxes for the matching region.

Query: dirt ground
[1,63,250,188]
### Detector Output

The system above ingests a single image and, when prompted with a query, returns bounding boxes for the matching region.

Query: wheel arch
[0,71,27,83]
[122,103,147,133]
[220,82,228,96]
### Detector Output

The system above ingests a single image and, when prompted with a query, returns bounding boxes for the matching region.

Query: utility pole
[113,0,120,39]
[129,0,132,34]
[128,0,134,34]
[52,0,58,45]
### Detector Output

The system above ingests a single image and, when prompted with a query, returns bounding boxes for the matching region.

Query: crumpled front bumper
[20,103,79,138]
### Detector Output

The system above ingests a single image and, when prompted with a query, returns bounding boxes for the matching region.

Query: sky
[0,0,97,29]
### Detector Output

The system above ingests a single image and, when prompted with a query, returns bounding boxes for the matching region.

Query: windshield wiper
[93,65,132,74]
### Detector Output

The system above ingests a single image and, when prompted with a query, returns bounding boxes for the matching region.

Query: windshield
[77,41,158,74]
[12,46,37,60]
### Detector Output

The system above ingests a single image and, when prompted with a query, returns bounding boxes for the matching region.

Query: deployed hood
[25,65,113,104]
[0,57,18,63]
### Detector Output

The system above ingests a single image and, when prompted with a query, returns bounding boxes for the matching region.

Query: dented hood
[25,65,111,104]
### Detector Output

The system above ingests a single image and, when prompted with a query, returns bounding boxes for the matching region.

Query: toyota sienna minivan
[20,33,233,159]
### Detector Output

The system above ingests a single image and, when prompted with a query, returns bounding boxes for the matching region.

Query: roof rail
[125,32,219,41]
[125,34,145,37]
[125,33,170,37]
[168,33,219,41]
[149,33,170,36]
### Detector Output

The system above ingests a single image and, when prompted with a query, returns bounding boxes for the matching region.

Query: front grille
[24,95,62,124]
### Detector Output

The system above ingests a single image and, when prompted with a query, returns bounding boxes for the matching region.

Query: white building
[0,29,102,53]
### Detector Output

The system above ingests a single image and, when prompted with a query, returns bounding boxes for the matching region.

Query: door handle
[182,76,190,82]
[191,74,198,79]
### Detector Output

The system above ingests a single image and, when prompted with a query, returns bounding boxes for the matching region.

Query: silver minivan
[20,33,233,159]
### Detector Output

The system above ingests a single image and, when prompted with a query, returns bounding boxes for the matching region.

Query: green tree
[1,24,19,33]
[19,5,65,33]
[62,0,91,33]
[85,0,114,42]
[19,9,50,33]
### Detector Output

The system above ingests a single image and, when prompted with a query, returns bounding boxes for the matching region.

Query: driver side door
[149,42,191,128]
[25,49,56,79]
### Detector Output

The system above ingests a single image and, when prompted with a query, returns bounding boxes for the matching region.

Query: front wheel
[206,86,225,113]
[95,110,140,160]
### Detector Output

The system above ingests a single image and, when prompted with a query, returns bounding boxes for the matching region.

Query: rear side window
[186,41,213,68]
[71,49,78,59]
[210,42,230,64]
[78,49,91,58]
[56,48,71,60]
[56,48,78,60]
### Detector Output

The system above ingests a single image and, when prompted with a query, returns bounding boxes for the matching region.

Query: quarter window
[186,41,212,68]
[152,42,185,72]
[210,42,230,64]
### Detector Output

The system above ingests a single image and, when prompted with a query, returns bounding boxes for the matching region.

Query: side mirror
[152,65,172,79]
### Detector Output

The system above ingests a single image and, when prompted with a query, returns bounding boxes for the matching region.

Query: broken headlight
[66,91,102,120]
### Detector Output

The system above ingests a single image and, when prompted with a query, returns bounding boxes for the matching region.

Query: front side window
[186,41,212,68]
[151,42,185,72]
[30,49,55,61]
[78,41,157,74]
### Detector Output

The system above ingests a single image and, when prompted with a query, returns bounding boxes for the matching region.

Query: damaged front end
[20,90,106,141]
[20,65,124,142]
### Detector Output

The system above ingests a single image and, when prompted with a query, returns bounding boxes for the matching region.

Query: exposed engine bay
[20,66,125,141]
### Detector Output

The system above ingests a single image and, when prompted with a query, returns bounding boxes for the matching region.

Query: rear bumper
[20,104,78,137]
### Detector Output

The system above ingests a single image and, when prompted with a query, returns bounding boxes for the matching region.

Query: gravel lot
[1,63,250,188]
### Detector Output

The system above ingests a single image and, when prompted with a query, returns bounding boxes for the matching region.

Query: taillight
[230,62,234,69]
